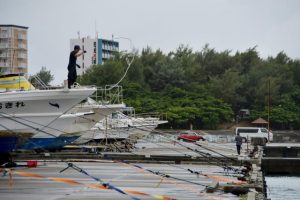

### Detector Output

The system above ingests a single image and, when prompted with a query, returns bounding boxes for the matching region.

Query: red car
[177,131,205,142]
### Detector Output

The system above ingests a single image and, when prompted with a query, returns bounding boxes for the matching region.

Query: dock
[0,139,282,200]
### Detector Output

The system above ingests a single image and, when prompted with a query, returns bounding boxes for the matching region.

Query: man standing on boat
[235,133,243,155]
[67,45,86,89]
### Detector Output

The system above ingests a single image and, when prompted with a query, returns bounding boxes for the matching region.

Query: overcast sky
[1,0,299,84]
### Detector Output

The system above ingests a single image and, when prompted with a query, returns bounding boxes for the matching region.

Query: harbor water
[266,176,300,200]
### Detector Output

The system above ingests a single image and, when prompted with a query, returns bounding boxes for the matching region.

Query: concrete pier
[262,143,300,175]
[1,140,270,200]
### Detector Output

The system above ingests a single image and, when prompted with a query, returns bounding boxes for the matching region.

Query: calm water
[266,176,300,200]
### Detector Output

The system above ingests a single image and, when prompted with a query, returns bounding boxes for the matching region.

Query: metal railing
[135,112,168,121]
[90,85,123,105]
[29,74,49,89]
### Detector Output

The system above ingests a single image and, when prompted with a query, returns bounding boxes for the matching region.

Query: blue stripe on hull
[18,136,80,150]
[0,137,17,153]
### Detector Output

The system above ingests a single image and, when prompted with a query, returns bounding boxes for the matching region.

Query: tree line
[75,44,300,130]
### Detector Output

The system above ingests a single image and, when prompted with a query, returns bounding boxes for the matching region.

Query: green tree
[29,66,54,86]
[79,44,300,129]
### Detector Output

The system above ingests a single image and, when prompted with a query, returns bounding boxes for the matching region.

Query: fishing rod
[0,123,53,168]
[75,106,233,163]
[57,101,243,176]
[0,112,58,138]
[0,111,76,136]
[131,126,241,173]
[88,106,239,167]
[193,143,237,162]
[152,129,236,161]
[74,108,242,174]
[0,112,81,152]
[0,115,186,199]
[0,111,242,197]
[130,162,209,188]
[0,101,241,174]
[111,159,225,197]
[59,162,140,200]
[103,135,244,189]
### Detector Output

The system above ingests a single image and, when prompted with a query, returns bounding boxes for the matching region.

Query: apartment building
[70,36,119,75]
[0,24,28,75]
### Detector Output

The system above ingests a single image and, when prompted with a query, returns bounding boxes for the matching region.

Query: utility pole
[268,79,271,142]
[105,116,108,146]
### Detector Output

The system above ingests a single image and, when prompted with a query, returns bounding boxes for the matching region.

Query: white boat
[64,98,126,134]
[74,110,168,144]
[32,112,86,138]
[0,74,96,137]
[32,102,126,138]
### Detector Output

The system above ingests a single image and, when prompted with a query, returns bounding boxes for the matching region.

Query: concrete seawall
[262,143,300,175]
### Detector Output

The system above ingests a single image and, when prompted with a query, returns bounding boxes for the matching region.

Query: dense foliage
[79,45,300,130]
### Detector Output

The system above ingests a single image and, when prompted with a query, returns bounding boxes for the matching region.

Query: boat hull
[0,136,17,153]
[74,125,156,144]
[0,88,96,135]
[18,136,80,150]
[65,104,126,133]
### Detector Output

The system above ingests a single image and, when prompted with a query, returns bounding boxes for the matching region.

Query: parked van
[235,127,273,142]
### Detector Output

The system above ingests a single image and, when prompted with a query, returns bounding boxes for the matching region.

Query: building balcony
[18,54,27,59]
[0,34,9,38]
[0,63,9,67]
[0,44,9,48]
[102,45,118,51]
[18,44,27,49]
[18,35,26,40]
[17,65,27,69]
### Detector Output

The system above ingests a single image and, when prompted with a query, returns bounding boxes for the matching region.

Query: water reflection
[266,176,300,200]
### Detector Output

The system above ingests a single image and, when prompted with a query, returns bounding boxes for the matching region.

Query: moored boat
[0,74,96,150]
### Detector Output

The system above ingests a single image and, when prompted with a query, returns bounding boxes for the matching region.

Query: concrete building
[0,24,28,75]
[70,36,119,75]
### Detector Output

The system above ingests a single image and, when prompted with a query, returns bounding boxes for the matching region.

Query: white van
[235,127,273,142]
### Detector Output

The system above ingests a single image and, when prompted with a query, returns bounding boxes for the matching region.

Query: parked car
[177,130,205,142]
[235,127,273,142]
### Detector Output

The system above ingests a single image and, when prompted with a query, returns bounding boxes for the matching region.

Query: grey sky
[1,0,299,84]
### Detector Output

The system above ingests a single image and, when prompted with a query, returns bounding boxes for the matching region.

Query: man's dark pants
[68,69,77,89]
[236,145,241,155]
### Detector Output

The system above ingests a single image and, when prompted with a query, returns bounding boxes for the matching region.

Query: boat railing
[90,85,123,105]
[29,74,50,90]
[116,108,167,121]
[135,112,168,121]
